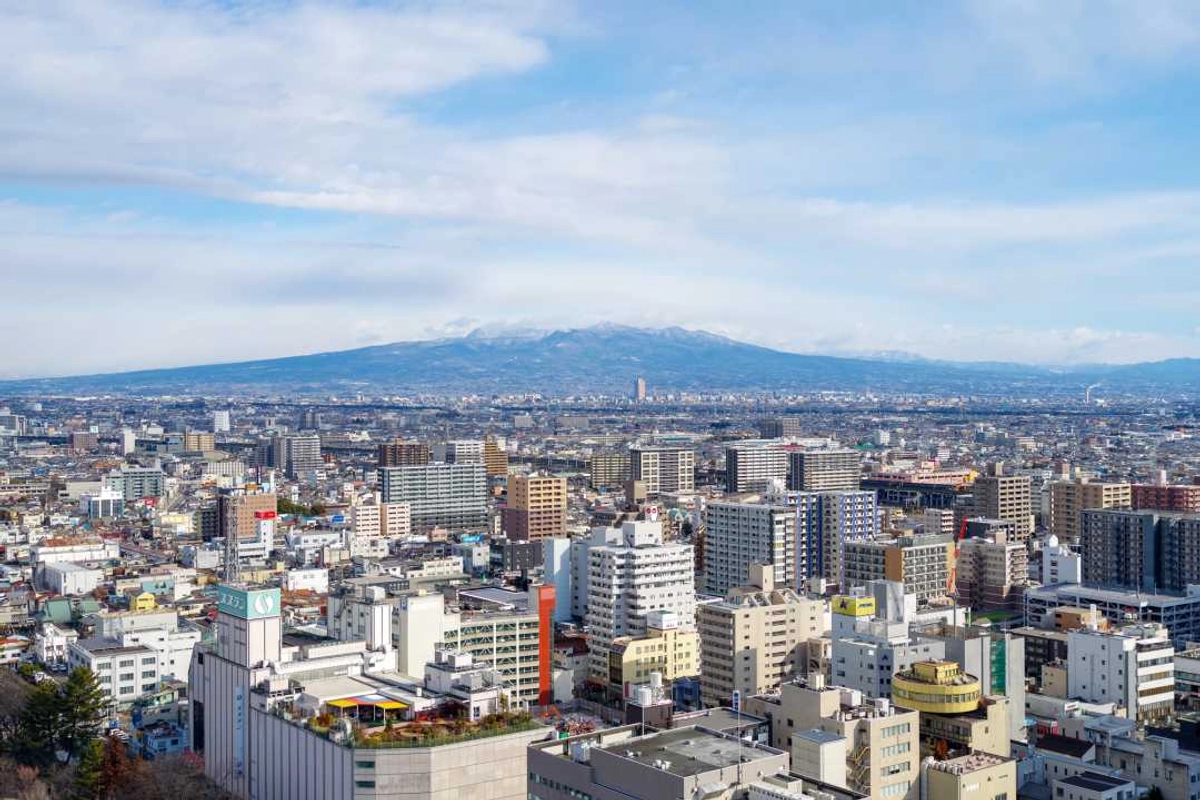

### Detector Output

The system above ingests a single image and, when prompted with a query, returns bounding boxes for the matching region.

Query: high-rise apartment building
[842,534,953,601]
[69,430,98,452]
[503,473,567,541]
[585,521,695,680]
[349,497,411,540]
[794,490,879,588]
[589,450,631,489]
[1080,509,1200,593]
[630,446,694,495]
[433,439,484,464]
[703,502,795,595]
[272,432,322,479]
[378,463,487,532]
[104,463,166,501]
[1049,479,1131,543]
[183,430,215,452]
[212,409,231,433]
[725,441,788,493]
[697,564,826,705]
[216,488,277,545]
[787,448,862,492]
[1132,483,1200,513]
[758,416,803,439]
[633,375,646,401]
[970,474,1033,541]
[956,533,1028,611]
[376,439,430,468]
[483,434,509,477]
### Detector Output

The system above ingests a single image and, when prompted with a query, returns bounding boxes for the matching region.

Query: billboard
[217,585,281,620]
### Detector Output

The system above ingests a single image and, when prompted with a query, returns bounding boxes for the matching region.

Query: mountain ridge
[2,325,1198,396]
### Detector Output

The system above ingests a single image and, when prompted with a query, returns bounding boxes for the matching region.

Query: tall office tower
[376,438,430,468]
[725,441,789,493]
[120,428,137,456]
[212,409,231,433]
[589,450,631,489]
[503,474,567,541]
[630,446,695,495]
[272,432,322,479]
[703,502,796,595]
[1049,479,1131,543]
[183,430,216,452]
[795,490,879,589]
[842,533,953,601]
[378,463,487,532]
[757,416,803,439]
[299,407,322,430]
[970,473,1033,542]
[1132,483,1200,513]
[1079,509,1200,593]
[217,487,277,545]
[787,448,862,492]
[483,434,509,477]
[697,564,827,706]
[432,439,485,464]
[103,462,166,501]
[585,521,695,679]
[956,533,1028,611]
[633,375,647,401]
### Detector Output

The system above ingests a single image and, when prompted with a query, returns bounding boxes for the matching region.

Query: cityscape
[6,2,1200,800]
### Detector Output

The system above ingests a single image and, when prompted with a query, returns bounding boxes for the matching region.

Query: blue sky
[4,0,1200,377]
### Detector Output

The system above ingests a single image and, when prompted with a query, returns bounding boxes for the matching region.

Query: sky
[5,0,1200,377]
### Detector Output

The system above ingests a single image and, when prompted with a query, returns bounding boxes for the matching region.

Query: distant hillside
[3,325,1199,396]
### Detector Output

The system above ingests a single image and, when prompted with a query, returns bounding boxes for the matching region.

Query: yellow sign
[832,595,876,616]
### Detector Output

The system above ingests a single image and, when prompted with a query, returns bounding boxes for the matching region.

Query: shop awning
[327,698,358,709]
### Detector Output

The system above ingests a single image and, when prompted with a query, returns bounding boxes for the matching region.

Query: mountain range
[3,325,1199,397]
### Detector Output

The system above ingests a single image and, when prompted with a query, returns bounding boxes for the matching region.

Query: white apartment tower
[585,521,695,679]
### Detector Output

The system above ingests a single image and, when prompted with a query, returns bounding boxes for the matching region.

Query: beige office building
[924,752,1017,800]
[697,565,827,706]
[1049,479,1132,543]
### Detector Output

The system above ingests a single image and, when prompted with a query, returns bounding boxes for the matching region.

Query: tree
[59,668,109,759]
[73,739,103,800]
[12,682,63,766]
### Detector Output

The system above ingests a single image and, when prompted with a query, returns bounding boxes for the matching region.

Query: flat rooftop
[1057,772,1132,792]
[599,725,782,779]
[929,751,1012,775]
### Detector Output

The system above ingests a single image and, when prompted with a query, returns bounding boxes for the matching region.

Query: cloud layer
[3,0,1200,376]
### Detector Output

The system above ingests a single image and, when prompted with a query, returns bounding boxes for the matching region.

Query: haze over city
[6,1,1200,376]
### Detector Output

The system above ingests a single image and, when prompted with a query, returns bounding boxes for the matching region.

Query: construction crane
[947,516,969,619]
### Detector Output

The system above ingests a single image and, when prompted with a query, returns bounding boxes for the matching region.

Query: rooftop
[929,751,1012,775]
[1057,772,1132,791]
[598,725,784,779]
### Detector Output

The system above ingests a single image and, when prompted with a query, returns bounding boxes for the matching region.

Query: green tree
[73,739,103,800]
[59,668,109,759]
[13,682,63,766]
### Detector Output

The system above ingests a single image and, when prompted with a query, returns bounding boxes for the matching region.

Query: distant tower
[633,375,647,402]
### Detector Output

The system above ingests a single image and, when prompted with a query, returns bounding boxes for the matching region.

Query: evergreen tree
[73,739,103,800]
[13,682,63,766]
[59,668,108,759]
